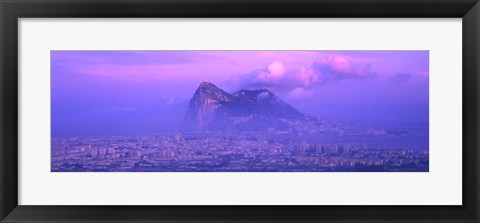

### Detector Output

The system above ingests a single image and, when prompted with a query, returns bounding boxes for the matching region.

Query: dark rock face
[183,82,316,131]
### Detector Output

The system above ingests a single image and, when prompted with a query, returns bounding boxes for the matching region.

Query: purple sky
[51,50,429,137]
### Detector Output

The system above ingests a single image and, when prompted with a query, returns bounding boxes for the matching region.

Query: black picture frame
[1,0,479,222]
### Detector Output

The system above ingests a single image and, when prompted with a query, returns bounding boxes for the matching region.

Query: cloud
[232,61,303,92]
[312,56,376,80]
[288,87,313,99]
[252,61,286,85]
[389,73,412,83]
[296,67,319,88]
[231,56,376,98]
[257,91,271,100]
[231,61,293,92]
[267,61,287,77]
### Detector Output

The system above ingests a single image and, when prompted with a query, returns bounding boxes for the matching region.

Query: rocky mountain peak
[183,82,317,131]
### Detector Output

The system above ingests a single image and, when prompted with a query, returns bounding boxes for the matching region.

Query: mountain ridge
[183,82,317,131]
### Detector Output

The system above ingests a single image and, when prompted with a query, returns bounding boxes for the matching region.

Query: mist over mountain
[183,82,318,131]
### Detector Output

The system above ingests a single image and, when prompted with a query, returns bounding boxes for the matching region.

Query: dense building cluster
[51,130,429,172]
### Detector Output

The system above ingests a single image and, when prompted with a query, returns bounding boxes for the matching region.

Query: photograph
[3,0,479,221]
[51,50,429,172]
